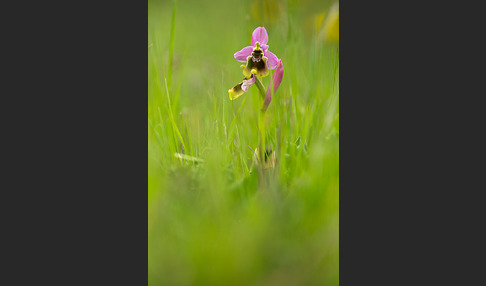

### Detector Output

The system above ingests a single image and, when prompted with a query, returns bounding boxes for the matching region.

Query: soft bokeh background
[148,0,339,285]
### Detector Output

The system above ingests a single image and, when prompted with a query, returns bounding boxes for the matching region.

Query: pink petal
[251,27,269,46]
[241,75,256,92]
[234,46,254,62]
[262,60,284,111]
[265,50,279,70]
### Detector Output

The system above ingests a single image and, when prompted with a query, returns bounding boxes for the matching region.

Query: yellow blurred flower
[322,3,339,43]
[315,12,326,36]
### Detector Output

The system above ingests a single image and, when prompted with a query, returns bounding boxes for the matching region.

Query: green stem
[258,100,266,189]
[253,75,268,188]
[254,76,266,101]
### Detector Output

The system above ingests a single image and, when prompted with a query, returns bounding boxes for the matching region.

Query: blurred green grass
[148,0,339,285]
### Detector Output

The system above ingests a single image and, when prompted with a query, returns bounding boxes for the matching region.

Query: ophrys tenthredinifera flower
[229,27,282,101]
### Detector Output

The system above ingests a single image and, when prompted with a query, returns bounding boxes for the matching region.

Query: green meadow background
[148,0,339,285]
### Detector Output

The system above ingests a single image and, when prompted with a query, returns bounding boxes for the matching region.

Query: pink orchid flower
[234,27,279,71]
[228,27,283,103]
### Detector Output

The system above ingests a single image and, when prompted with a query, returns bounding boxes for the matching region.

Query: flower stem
[254,76,267,164]
[253,75,268,189]
[254,76,266,101]
[257,98,266,189]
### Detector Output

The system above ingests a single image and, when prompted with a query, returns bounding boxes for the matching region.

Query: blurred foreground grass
[149,0,339,285]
